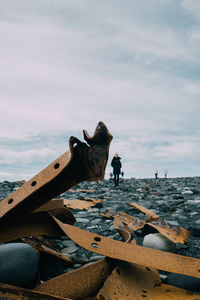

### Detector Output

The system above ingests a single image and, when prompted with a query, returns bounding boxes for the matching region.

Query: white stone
[88,208,100,213]
[181,190,193,195]
[186,199,200,205]
[75,218,90,224]
[190,212,198,216]
[143,233,176,252]
[101,188,109,192]
[166,220,179,227]
[61,240,79,254]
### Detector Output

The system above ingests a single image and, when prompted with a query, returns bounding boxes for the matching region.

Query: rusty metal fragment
[52,217,200,278]
[69,189,95,193]
[147,221,191,244]
[33,199,65,213]
[97,261,200,300]
[63,198,102,210]
[0,208,75,243]
[128,202,190,244]
[35,258,115,299]
[112,212,144,242]
[0,283,69,300]
[129,202,159,221]
[0,122,112,224]
[0,212,63,243]
[113,211,145,232]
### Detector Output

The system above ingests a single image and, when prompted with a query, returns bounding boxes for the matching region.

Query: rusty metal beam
[35,258,115,299]
[52,217,200,278]
[0,122,112,224]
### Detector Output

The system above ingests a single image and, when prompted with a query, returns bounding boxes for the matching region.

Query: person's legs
[116,174,119,186]
[114,173,117,186]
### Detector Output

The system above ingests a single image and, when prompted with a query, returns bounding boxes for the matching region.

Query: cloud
[0,0,200,181]
[181,0,200,19]
[0,147,57,165]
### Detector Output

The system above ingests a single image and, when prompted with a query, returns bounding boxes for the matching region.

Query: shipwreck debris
[52,217,200,279]
[128,201,191,244]
[0,122,200,299]
[63,198,102,210]
[0,121,112,224]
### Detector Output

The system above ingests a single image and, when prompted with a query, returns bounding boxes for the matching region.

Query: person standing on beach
[111,153,122,186]
[155,169,158,179]
[164,169,168,178]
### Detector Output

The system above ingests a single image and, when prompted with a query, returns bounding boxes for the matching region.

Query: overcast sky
[1,0,200,181]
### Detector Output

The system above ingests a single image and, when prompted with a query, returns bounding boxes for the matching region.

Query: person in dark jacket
[111,153,122,186]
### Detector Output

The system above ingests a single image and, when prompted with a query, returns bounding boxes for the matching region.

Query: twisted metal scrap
[52,218,200,279]
[63,198,102,210]
[97,261,200,300]
[0,122,113,299]
[128,202,191,244]
[35,258,115,299]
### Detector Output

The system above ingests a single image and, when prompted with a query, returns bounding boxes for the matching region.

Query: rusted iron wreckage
[0,122,200,299]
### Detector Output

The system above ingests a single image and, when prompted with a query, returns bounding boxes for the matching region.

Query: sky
[1,0,200,182]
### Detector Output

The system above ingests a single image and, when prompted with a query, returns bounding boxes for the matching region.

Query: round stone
[143,233,176,252]
[0,243,38,287]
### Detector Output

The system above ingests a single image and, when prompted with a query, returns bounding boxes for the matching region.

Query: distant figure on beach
[155,169,158,179]
[121,171,124,178]
[164,169,168,178]
[111,153,122,186]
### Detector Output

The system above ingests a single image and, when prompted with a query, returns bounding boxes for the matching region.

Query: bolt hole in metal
[31,181,37,187]
[94,237,101,242]
[54,163,60,169]
[91,236,101,248]
[8,198,13,204]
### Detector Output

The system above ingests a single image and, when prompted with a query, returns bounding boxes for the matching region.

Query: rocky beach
[0,176,200,295]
